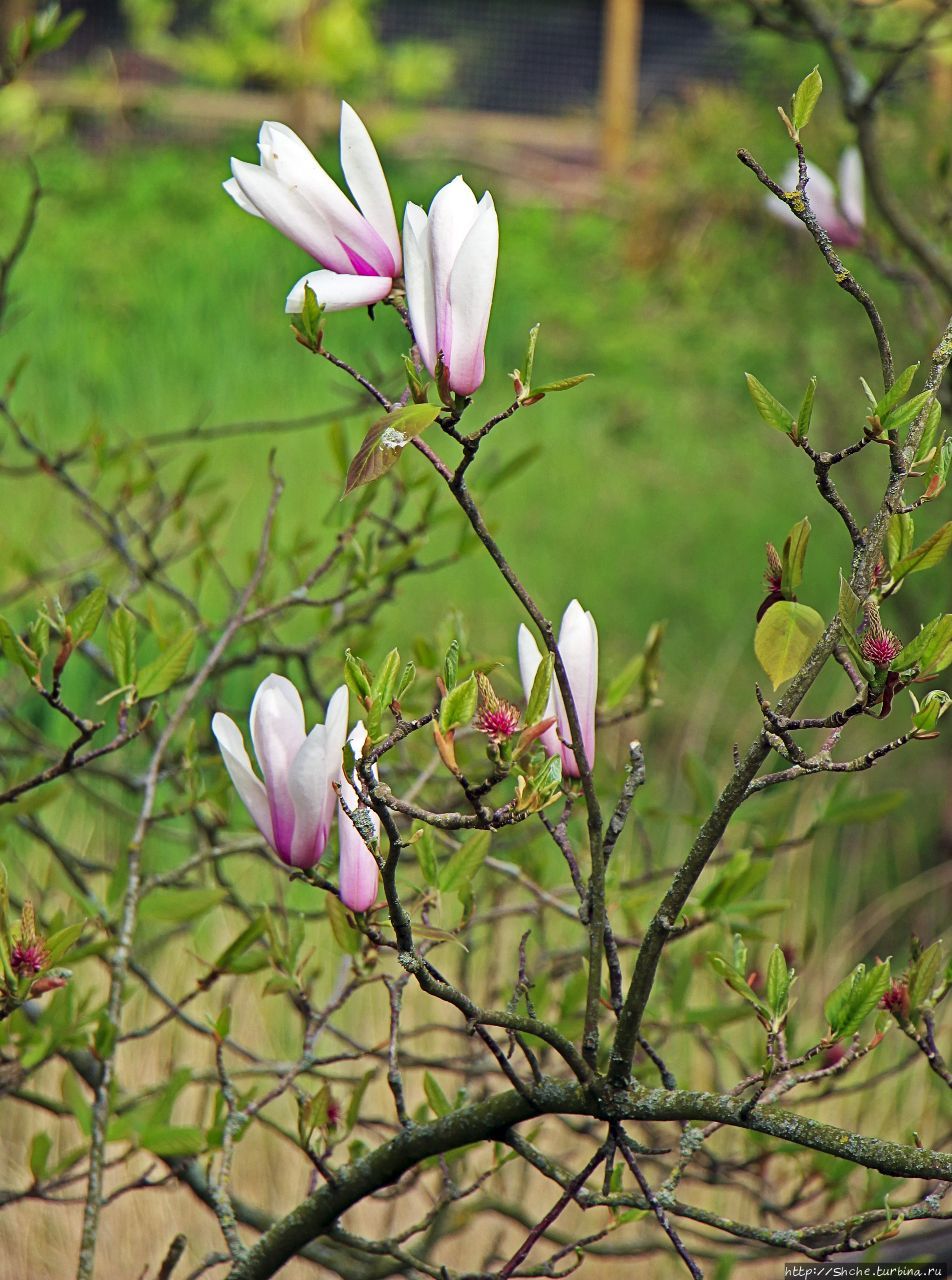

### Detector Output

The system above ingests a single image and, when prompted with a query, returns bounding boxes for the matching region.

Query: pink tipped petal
[286,270,392,314]
[402,203,437,375]
[338,830,379,912]
[517,624,559,758]
[337,719,379,912]
[444,194,498,395]
[229,159,352,271]
[211,713,274,848]
[286,725,332,867]
[223,175,263,218]
[258,119,394,276]
[340,102,401,274]
[837,147,865,229]
[250,674,307,857]
[318,685,351,846]
[803,163,838,227]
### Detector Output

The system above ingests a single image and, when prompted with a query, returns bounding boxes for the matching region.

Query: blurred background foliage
[1,0,950,956]
[0,1,951,1273]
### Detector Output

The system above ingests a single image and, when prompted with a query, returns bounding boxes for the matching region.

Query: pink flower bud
[518,600,598,778]
[212,677,349,869]
[403,176,499,396]
[337,722,380,913]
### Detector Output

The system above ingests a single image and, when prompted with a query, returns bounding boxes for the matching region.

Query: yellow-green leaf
[754,602,825,689]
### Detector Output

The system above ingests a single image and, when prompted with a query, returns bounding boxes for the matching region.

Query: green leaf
[136,628,195,698]
[343,649,372,702]
[837,572,862,635]
[108,607,138,687]
[442,639,460,692]
[523,323,540,390]
[765,945,793,1024]
[45,922,85,966]
[525,651,554,726]
[439,672,478,733]
[423,1070,453,1117]
[62,1070,92,1136]
[911,689,951,733]
[883,390,934,435]
[824,960,891,1039]
[139,887,226,923]
[326,894,361,955]
[819,789,908,828]
[754,601,825,689]
[140,1124,206,1158]
[908,941,942,1012]
[874,363,918,419]
[440,830,490,895]
[915,400,943,463]
[415,825,439,888]
[213,915,268,972]
[745,373,794,436]
[290,282,325,350]
[29,1131,52,1181]
[795,376,816,440]
[780,517,811,597]
[66,587,107,644]
[700,849,768,912]
[368,647,401,738]
[891,613,952,676]
[344,1069,375,1135]
[707,953,770,1021]
[0,616,38,676]
[791,65,822,131]
[925,437,952,500]
[343,404,440,496]
[370,648,400,708]
[528,372,594,397]
[395,661,416,701]
[885,514,914,570]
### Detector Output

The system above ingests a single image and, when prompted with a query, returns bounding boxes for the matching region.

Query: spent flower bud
[764,542,783,593]
[474,673,520,743]
[860,601,902,668]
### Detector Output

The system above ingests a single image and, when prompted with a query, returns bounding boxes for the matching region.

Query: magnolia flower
[403,176,499,396]
[337,721,380,913]
[518,600,598,779]
[212,676,348,869]
[224,102,401,314]
[767,148,865,249]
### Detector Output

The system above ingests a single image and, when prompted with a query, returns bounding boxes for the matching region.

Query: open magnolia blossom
[518,600,598,779]
[767,148,865,248]
[337,721,380,913]
[224,102,401,314]
[212,676,349,869]
[403,176,499,396]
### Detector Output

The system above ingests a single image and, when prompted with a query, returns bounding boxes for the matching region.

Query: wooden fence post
[599,0,643,177]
